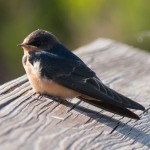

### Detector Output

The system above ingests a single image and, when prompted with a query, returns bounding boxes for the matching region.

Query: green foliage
[0,0,150,83]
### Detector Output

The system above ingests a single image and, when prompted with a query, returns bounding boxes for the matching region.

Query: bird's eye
[29,41,41,47]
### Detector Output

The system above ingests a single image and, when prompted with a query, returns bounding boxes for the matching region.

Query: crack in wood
[110,122,120,134]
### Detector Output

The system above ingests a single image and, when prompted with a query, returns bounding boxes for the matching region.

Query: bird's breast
[22,54,79,99]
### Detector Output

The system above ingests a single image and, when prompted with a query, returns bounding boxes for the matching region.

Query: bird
[18,29,145,120]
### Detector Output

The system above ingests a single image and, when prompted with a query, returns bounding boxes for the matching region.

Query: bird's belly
[23,59,79,99]
[39,78,79,99]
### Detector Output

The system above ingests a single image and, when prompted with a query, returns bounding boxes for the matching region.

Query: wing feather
[29,49,145,111]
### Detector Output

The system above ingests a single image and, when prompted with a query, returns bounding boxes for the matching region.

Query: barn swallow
[18,29,145,119]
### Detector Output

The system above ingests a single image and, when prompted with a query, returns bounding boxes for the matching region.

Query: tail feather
[79,96,140,120]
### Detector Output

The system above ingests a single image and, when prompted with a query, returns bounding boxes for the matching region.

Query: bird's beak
[17,43,28,47]
[17,43,39,52]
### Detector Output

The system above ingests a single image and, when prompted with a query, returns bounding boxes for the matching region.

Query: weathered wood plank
[0,39,150,150]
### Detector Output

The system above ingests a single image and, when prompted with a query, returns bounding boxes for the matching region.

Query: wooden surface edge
[0,39,149,150]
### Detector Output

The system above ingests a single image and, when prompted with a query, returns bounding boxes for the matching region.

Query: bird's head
[18,29,60,52]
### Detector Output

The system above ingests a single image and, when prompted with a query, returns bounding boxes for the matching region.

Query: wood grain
[0,39,150,150]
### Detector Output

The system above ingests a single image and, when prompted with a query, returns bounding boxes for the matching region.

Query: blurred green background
[0,0,150,84]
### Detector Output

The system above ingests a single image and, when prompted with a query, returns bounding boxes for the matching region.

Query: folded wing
[29,49,145,118]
